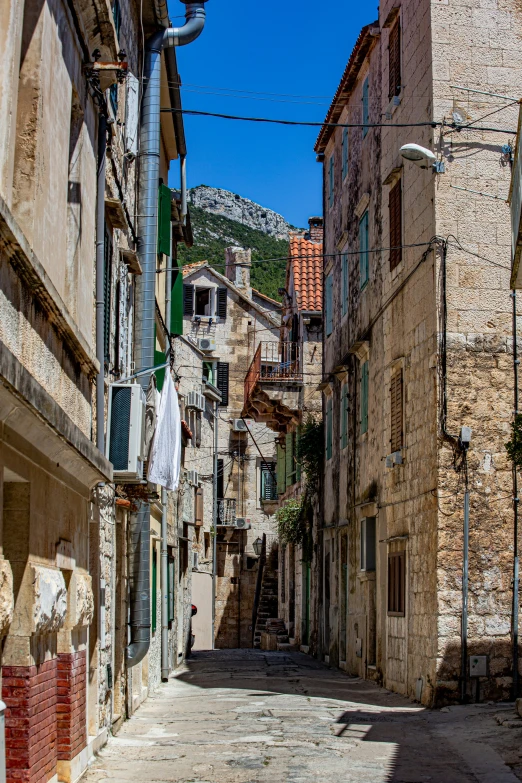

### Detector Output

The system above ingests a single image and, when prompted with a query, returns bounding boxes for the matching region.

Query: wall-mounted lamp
[253,537,263,557]
[400,143,445,173]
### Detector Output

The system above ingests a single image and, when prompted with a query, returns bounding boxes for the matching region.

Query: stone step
[277,642,298,652]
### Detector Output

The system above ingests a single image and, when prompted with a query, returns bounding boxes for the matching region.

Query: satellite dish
[399,143,437,169]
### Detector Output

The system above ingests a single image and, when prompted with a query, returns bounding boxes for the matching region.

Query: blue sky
[168,0,378,227]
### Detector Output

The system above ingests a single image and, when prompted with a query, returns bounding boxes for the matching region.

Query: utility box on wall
[470,655,488,677]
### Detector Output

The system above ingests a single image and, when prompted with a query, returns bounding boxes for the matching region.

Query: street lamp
[253,537,263,557]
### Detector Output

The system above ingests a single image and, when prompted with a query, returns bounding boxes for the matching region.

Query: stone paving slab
[82,650,522,783]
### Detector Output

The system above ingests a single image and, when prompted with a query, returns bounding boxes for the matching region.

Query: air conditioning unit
[233,418,253,432]
[235,518,251,530]
[106,384,146,483]
[186,391,205,411]
[198,337,216,353]
[192,552,199,570]
[187,470,199,486]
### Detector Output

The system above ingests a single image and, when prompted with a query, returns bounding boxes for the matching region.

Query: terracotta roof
[182,261,208,276]
[288,235,323,312]
[314,21,378,154]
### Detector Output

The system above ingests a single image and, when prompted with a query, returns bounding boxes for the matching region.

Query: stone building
[315,0,522,706]
[243,219,323,651]
[182,251,281,648]
[0,0,205,777]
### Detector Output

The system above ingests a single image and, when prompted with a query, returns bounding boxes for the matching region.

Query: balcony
[243,342,302,432]
[217,498,237,526]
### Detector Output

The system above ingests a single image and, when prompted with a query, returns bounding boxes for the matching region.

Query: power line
[161,107,517,134]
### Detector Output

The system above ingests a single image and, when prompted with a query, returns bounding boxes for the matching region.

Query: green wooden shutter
[154,323,166,392]
[326,274,333,336]
[342,127,349,178]
[170,267,183,336]
[341,384,348,450]
[295,427,301,482]
[342,254,348,316]
[361,361,369,435]
[359,212,369,289]
[152,548,157,633]
[285,432,293,488]
[326,398,333,460]
[158,184,172,256]
[277,444,285,495]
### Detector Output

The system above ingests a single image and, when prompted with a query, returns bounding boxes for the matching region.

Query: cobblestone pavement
[83,650,522,783]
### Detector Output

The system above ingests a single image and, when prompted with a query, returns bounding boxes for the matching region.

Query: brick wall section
[3,659,57,783]
[57,651,87,761]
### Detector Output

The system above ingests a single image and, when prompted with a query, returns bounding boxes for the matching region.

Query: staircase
[253,565,279,648]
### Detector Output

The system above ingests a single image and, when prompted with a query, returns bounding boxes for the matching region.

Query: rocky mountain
[188,185,295,240]
[178,205,289,302]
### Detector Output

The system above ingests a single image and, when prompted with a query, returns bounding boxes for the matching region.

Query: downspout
[161,246,172,681]
[180,154,187,226]
[128,0,207,669]
[96,113,107,453]
[127,502,151,667]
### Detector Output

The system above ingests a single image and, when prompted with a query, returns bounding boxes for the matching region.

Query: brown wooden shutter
[390,370,403,453]
[389,179,402,271]
[388,21,401,98]
[195,487,204,526]
[388,551,406,615]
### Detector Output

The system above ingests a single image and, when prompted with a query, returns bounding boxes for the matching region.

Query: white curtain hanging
[147,370,181,491]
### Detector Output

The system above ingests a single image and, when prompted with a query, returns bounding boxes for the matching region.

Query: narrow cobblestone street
[82,651,522,783]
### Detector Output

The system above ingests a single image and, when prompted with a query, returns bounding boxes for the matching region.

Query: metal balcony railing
[217,498,237,526]
[244,342,302,405]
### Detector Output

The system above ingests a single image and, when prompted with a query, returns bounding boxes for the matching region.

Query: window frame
[260,462,278,502]
[326,397,333,461]
[360,517,376,572]
[388,551,406,616]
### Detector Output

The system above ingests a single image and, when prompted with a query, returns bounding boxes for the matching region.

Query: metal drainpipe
[180,154,187,226]
[161,252,172,681]
[96,112,107,453]
[212,398,218,649]
[128,0,207,669]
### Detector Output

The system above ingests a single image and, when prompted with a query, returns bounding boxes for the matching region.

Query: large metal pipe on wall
[95,113,107,453]
[127,502,151,667]
[134,0,207,390]
[129,0,207,669]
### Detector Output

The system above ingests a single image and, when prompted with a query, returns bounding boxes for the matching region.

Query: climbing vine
[297,416,324,497]
[276,498,306,546]
[506,414,522,469]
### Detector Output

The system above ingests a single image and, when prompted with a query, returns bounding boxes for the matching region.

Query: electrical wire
[160,107,518,134]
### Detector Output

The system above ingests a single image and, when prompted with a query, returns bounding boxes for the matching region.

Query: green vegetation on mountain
[178,206,288,301]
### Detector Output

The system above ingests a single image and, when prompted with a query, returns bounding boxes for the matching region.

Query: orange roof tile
[182,261,208,276]
[288,235,323,312]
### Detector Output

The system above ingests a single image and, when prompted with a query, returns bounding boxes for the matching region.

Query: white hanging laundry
[147,370,181,491]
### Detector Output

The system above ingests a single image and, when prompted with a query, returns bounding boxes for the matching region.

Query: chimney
[307,216,323,243]
[225,246,252,298]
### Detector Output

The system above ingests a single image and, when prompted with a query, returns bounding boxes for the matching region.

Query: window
[359,211,369,289]
[360,517,376,571]
[325,273,333,336]
[112,0,122,38]
[182,284,227,319]
[360,360,369,435]
[103,228,112,363]
[202,361,214,385]
[390,369,403,452]
[341,253,349,317]
[340,382,349,450]
[195,287,212,316]
[388,21,401,99]
[216,458,224,500]
[328,155,335,208]
[362,77,369,137]
[195,486,204,525]
[260,462,277,501]
[389,179,402,271]
[388,551,406,615]
[342,127,349,179]
[216,361,229,406]
[326,397,333,460]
